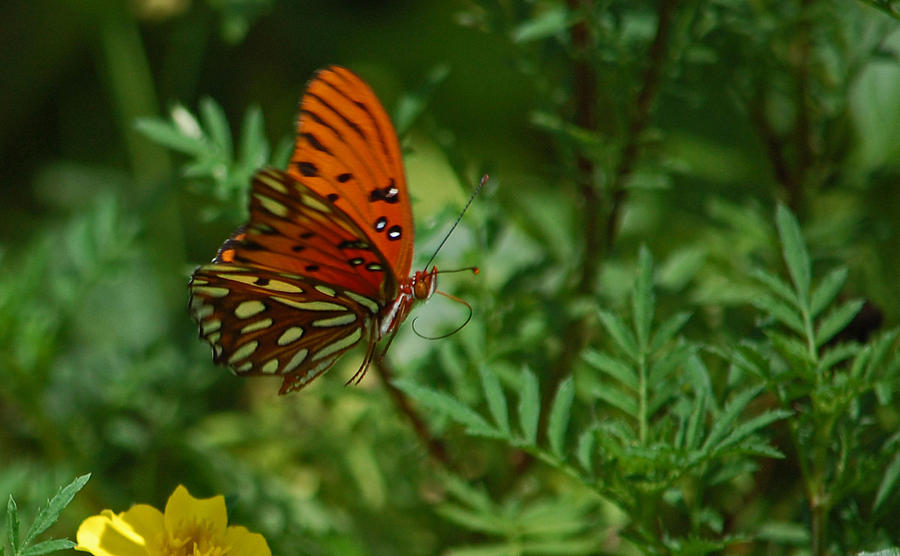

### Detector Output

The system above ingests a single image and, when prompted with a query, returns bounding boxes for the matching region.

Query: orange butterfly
[189,66,442,394]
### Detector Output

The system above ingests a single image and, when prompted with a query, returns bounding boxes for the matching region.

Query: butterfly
[189,66,448,394]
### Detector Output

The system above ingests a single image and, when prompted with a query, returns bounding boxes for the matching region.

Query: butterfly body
[189,67,436,394]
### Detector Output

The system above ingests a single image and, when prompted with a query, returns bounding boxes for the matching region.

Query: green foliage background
[2,0,900,554]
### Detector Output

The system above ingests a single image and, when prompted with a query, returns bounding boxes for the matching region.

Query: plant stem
[548,0,676,419]
[374,359,455,470]
[606,0,677,250]
[542,0,600,428]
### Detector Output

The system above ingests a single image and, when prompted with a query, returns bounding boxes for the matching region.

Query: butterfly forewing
[289,66,414,282]
[230,168,398,300]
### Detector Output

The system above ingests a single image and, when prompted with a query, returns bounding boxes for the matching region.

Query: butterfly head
[412,267,439,301]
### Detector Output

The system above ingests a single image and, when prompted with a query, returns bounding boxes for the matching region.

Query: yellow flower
[75,485,271,556]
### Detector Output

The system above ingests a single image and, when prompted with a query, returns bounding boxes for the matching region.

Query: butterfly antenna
[422,174,489,271]
[411,291,473,340]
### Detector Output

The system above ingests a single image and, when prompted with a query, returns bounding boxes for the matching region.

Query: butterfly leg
[345,327,380,386]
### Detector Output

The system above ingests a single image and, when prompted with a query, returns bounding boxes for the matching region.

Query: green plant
[0,475,89,556]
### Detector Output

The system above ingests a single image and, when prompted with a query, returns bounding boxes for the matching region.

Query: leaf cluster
[1,476,89,556]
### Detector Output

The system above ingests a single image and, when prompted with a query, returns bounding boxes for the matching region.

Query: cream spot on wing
[235,300,266,319]
[227,340,258,364]
[301,194,331,214]
[345,291,380,314]
[277,326,304,346]
[270,297,345,311]
[254,194,289,217]
[220,274,260,285]
[283,348,309,373]
[193,304,214,319]
[201,319,222,335]
[257,172,288,193]
[313,314,357,327]
[261,358,280,374]
[194,286,229,298]
[264,279,304,293]
[315,285,336,297]
[312,328,362,361]
[241,318,273,334]
[205,264,247,272]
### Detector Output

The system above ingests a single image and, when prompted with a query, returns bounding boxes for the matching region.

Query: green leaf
[852,328,899,381]
[712,409,792,454]
[135,118,207,156]
[394,64,451,136]
[684,389,708,450]
[238,105,268,170]
[633,246,655,351]
[547,376,575,458]
[750,293,805,336]
[648,343,695,390]
[270,135,294,168]
[810,267,848,318]
[648,311,692,355]
[594,385,638,418]
[394,379,491,431]
[443,473,494,513]
[819,343,860,374]
[20,539,76,556]
[582,350,637,390]
[814,299,864,347]
[751,268,799,308]
[200,97,233,158]
[702,387,761,453]
[768,331,815,370]
[598,309,639,360]
[518,368,540,445]
[480,366,510,434]
[731,342,770,380]
[775,204,810,307]
[511,6,573,43]
[874,451,900,511]
[436,503,506,535]
[21,474,90,548]
[7,495,19,554]
[576,427,595,472]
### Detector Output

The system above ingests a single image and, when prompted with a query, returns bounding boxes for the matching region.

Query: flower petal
[75,510,150,556]
[118,504,165,543]
[164,485,228,535]
[223,525,272,556]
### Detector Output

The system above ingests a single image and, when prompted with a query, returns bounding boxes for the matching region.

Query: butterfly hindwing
[189,262,380,393]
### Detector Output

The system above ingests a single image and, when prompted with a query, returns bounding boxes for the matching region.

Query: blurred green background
[3,0,900,554]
